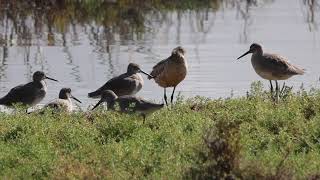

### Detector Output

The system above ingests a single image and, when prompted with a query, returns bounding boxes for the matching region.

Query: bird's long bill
[92,100,103,110]
[45,76,59,82]
[71,95,82,103]
[139,69,154,79]
[237,50,252,60]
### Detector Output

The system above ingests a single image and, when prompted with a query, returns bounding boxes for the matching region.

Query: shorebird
[42,88,81,113]
[0,71,58,107]
[237,43,305,98]
[92,90,164,121]
[148,46,188,105]
[88,63,152,98]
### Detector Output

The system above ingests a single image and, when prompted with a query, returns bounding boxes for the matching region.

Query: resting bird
[42,88,81,113]
[0,71,58,107]
[148,46,188,105]
[92,90,164,121]
[237,43,305,98]
[88,63,153,98]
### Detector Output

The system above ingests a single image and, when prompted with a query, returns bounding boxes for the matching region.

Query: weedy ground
[0,82,320,179]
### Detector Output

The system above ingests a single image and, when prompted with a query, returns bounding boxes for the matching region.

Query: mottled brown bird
[92,90,164,121]
[88,63,152,98]
[237,43,304,97]
[148,46,188,105]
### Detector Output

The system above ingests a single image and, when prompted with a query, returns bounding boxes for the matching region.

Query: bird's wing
[263,53,305,75]
[45,99,61,109]
[0,84,27,105]
[149,57,169,79]
[47,100,69,110]
[262,53,293,74]
[107,75,138,95]
[117,96,139,112]
[89,73,137,97]
[135,98,164,112]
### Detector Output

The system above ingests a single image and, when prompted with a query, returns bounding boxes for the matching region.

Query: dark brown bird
[0,71,58,107]
[92,90,164,121]
[148,46,188,105]
[88,63,152,98]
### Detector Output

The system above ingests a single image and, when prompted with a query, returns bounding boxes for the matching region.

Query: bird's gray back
[251,53,303,80]
[94,73,143,97]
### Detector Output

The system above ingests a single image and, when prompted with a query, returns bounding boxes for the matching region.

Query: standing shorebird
[92,90,164,121]
[237,43,305,98]
[148,46,188,105]
[0,71,58,107]
[88,63,152,98]
[42,88,81,113]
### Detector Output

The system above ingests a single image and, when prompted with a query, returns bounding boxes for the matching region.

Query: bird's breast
[39,80,47,90]
[154,60,187,87]
[129,74,143,95]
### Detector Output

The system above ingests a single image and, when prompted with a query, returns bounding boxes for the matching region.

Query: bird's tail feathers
[88,90,101,98]
[291,65,305,75]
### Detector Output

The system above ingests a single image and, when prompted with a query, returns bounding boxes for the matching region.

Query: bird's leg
[275,80,279,101]
[280,82,286,97]
[164,88,168,106]
[269,80,274,96]
[142,114,146,123]
[171,86,176,104]
[269,80,276,101]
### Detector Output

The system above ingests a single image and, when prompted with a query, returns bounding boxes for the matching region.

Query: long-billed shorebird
[237,43,305,98]
[0,71,58,107]
[88,63,152,98]
[42,88,81,113]
[92,90,164,121]
[148,46,188,105]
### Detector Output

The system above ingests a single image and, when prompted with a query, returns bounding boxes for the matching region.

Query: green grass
[1,82,320,179]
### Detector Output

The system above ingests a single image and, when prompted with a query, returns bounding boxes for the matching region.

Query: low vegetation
[0,82,320,179]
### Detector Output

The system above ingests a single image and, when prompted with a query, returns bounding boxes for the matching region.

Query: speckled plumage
[149,46,188,105]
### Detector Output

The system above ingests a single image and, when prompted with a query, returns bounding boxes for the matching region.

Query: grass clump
[1,82,320,179]
[0,101,209,179]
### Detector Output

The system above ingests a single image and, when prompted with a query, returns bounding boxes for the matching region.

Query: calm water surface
[0,0,320,109]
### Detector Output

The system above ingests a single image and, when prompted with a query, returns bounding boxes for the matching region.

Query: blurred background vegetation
[0,0,257,46]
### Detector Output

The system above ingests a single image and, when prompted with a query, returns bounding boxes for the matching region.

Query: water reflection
[0,0,320,109]
[301,0,320,31]
[0,0,226,47]
[236,0,257,43]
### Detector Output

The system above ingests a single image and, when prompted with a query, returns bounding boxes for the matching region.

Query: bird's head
[127,63,153,78]
[92,90,118,110]
[33,71,58,82]
[59,88,81,103]
[237,43,263,60]
[172,46,185,56]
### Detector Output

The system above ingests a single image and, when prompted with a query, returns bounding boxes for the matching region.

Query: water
[0,0,320,110]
